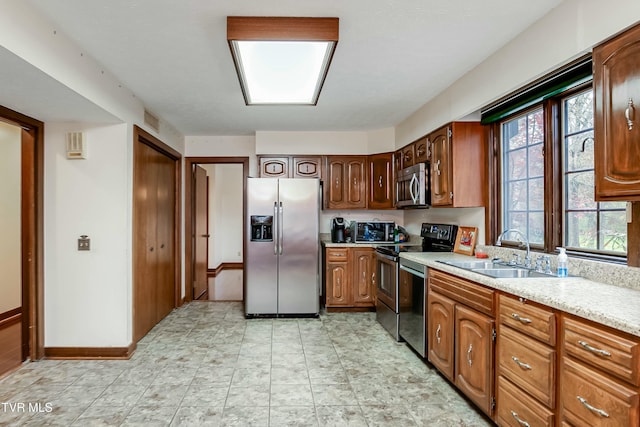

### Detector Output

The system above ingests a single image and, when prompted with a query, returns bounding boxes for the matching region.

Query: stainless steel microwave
[396,163,430,208]
[350,221,395,243]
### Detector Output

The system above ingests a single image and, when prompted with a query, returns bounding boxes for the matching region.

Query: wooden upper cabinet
[368,152,394,209]
[325,156,367,209]
[292,156,322,179]
[414,137,430,163]
[259,156,289,178]
[401,144,415,168]
[594,23,640,201]
[430,122,486,207]
[394,149,403,174]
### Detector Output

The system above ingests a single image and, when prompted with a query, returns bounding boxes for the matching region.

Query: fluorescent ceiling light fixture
[227,17,339,106]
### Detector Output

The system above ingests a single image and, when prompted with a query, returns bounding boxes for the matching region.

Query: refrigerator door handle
[273,201,278,255]
[278,202,284,254]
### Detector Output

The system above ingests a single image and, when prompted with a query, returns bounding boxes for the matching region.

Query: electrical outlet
[78,235,90,251]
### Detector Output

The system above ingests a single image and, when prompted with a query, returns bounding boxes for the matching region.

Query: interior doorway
[185,157,248,303]
[0,106,44,374]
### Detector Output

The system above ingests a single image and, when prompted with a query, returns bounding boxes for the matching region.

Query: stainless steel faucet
[496,229,531,267]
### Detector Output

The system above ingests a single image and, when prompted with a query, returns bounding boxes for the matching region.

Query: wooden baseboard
[208,262,243,278]
[0,309,22,377]
[44,342,136,360]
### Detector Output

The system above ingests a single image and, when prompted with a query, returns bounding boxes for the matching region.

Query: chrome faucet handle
[510,252,521,266]
[534,257,543,272]
[523,254,532,269]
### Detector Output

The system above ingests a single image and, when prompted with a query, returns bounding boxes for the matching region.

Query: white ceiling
[11,0,562,136]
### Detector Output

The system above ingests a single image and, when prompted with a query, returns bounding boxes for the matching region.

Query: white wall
[186,136,257,176]
[404,208,486,245]
[255,129,395,155]
[0,122,22,313]
[44,123,131,347]
[201,164,244,269]
[396,0,640,146]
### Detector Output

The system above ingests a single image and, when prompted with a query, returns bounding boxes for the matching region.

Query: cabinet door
[260,157,289,178]
[594,24,640,201]
[430,126,453,206]
[326,262,350,306]
[455,304,495,416]
[497,376,555,427]
[346,157,367,208]
[402,144,415,168]
[428,289,455,381]
[415,137,430,163]
[394,149,403,175]
[352,249,375,306]
[368,152,393,209]
[325,156,367,209]
[293,156,322,179]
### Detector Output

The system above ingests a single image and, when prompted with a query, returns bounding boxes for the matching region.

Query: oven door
[375,251,397,310]
[398,258,427,357]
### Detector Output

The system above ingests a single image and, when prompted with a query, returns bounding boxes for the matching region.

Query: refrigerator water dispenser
[250,215,273,241]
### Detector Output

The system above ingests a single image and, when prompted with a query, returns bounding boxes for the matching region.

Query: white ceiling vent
[144,109,160,133]
[66,131,87,159]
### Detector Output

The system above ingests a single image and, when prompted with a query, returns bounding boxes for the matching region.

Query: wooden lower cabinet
[352,248,375,306]
[455,304,495,416]
[427,269,495,417]
[325,247,375,309]
[561,358,639,426]
[427,288,455,381]
[497,375,555,427]
[559,314,640,427]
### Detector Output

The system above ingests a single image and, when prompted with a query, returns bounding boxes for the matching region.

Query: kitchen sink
[438,259,557,279]
[438,260,511,270]
[471,268,551,279]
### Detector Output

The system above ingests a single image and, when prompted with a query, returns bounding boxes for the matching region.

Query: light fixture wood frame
[227,16,339,105]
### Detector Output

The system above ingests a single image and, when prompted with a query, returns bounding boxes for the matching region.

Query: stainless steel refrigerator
[245,178,320,317]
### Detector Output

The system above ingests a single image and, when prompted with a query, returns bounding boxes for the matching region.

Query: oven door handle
[376,252,398,262]
[400,264,425,279]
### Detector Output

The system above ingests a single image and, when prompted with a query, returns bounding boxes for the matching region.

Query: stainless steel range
[375,223,457,351]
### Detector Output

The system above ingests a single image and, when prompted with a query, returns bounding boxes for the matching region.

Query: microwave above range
[350,221,395,243]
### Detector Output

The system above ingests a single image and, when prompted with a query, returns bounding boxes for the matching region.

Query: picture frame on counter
[454,226,478,255]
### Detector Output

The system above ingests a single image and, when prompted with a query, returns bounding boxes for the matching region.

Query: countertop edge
[401,252,640,338]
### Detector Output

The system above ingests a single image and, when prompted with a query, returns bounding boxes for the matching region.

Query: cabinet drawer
[499,294,556,346]
[326,248,349,262]
[561,357,639,427]
[429,269,494,316]
[498,325,556,408]
[563,316,640,386]
[497,375,555,427]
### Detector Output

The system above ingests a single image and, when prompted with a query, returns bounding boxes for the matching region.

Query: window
[563,90,627,254]
[501,108,545,246]
[490,82,627,259]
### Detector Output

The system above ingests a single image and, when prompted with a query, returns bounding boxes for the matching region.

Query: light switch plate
[627,202,633,223]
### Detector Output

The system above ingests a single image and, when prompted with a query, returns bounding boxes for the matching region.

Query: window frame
[487,81,628,262]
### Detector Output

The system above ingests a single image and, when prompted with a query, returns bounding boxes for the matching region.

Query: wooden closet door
[156,151,175,321]
[134,142,159,341]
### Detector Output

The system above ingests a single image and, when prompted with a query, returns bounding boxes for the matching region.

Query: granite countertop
[402,251,640,338]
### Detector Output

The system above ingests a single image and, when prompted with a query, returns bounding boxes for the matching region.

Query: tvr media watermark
[1,402,53,413]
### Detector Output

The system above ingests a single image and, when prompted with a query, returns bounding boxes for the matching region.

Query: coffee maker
[331,217,347,243]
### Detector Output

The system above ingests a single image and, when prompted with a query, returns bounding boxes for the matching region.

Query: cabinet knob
[625,98,635,130]
[378,176,383,187]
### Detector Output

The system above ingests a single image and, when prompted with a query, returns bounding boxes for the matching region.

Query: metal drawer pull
[510,411,531,427]
[578,340,611,357]
[511,313,532,324]
[511,356,532,370]
[467,344,473,367]
[436,324,441,344]
[577,396,609,418]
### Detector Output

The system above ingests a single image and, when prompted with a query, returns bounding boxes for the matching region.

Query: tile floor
[0,302,493,426]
